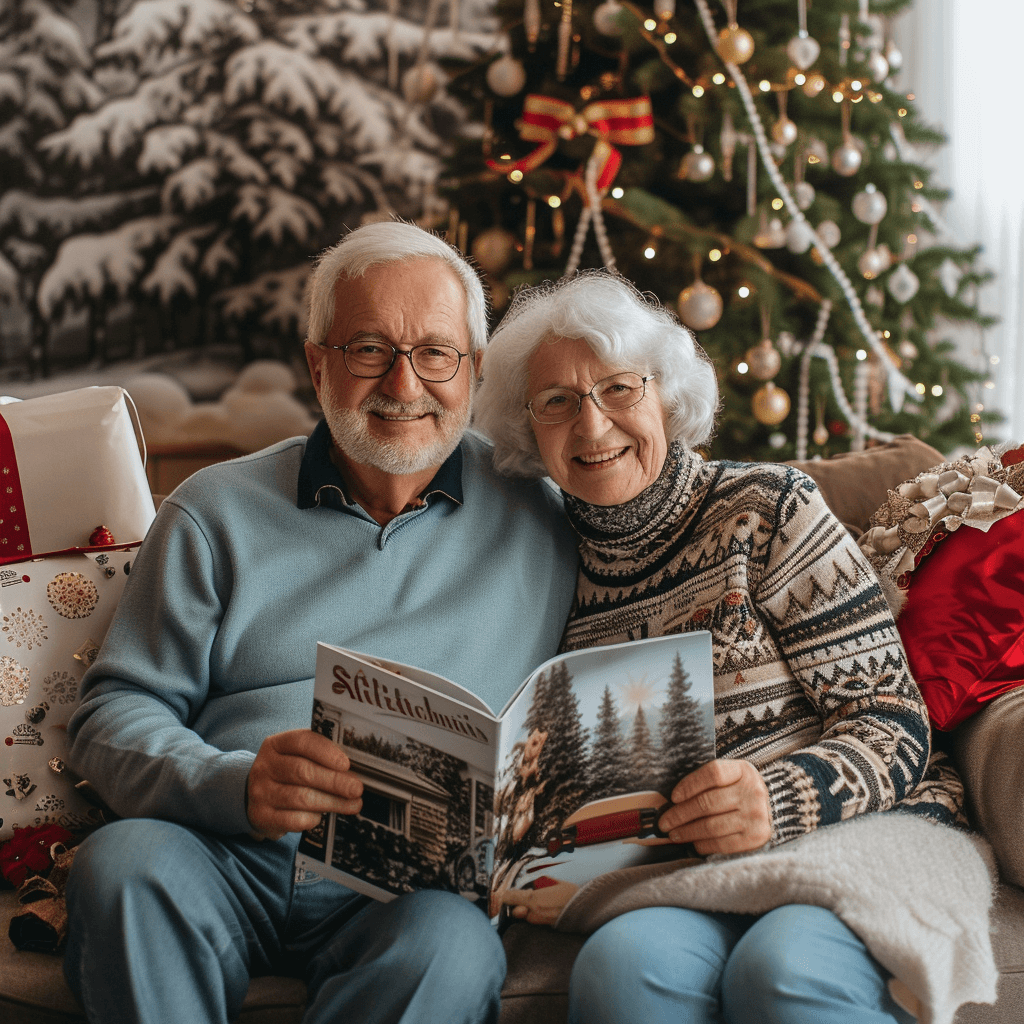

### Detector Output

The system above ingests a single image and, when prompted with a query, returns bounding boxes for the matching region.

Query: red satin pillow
[898,509,1024,730]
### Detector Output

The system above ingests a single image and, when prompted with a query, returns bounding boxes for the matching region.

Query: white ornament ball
[938,257,963,298]
[768,431,787,450]
[898,339,918,361]
[776,330,797,356]
[486,54,526,97]
[865,284,885,307]
[786,219,815,254]
[885,40,903,72]
[865,49,890,84]
[593,0,625,35]
[816,220,841,248]
[858,246,891,278]
[852,187,887,225]
[402,63,439,104]
[682,146,716,182]
[786,33,820,71]
[794,181,815,210]
[771,117,798,147]
[888,262,921,304]
[677,280,724,331]
[831,140,863,177]
[471,227,517,275]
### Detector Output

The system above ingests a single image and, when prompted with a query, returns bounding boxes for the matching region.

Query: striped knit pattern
[560,443,965,844]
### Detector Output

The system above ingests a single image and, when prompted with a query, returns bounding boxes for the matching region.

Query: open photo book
[295,632,715,919]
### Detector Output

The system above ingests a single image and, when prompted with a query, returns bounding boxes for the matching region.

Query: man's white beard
[321,376,472,475]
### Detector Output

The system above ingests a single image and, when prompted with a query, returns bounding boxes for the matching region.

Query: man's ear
[473,348,484,379]
[304,340,325,400]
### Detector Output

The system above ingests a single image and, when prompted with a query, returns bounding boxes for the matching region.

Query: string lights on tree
[441,0,998,460]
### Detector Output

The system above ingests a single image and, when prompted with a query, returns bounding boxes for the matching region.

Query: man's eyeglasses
[317,340,470,382]
[526,372,656,424]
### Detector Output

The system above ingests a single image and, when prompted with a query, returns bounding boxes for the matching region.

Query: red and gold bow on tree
[488,94,655,193]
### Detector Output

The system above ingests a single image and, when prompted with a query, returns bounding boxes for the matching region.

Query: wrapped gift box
[0,386,155,564]
[0,544,139,841]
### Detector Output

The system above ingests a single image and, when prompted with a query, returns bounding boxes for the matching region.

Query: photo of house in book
[490,647,715,911]
[297,697,495,908]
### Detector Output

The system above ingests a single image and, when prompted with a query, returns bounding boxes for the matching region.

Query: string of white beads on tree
[691,0,916,429]
[564,148,617,276]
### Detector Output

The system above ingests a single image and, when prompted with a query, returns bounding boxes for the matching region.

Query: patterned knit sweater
[560,443,965,845]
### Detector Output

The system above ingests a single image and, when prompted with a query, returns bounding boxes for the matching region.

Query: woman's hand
[501,879,580,926]
[658,758,772,855]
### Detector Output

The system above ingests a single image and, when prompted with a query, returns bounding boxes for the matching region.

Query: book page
[489,632,715,920]
[296,644,500,909]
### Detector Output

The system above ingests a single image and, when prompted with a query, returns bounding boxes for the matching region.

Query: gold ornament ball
[746,338,782,381]
[471,227,517,275]
[677,280,724,331]
[813,423,830,446]
[716,24,755,64]
[752,382,791,425]
[402,64,439,104]
[771,117,798,147]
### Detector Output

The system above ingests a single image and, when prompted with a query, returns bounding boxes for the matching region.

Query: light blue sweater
[68,426,578,836]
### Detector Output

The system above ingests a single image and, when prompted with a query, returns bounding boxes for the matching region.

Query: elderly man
[63,222,577,1024]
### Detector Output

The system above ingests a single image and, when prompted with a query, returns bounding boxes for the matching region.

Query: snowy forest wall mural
[0,0,496,380]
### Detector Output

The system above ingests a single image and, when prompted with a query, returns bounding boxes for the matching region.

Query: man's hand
[658,758,772,856]
[246,729,363,841]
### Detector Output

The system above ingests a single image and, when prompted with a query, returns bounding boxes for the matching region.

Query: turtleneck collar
[563,441,706,545]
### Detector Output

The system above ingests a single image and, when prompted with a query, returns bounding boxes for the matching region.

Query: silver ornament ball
[831,141,863,177]
[682,147,716,182]
[677,281,724,331]
[486,54,526,97]
[593,0,626,36]
[852,188,887,225]
[865,49,890,84]
[794,181,815,210]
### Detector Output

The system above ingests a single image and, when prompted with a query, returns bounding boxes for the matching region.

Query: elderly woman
[474,272,968,1024]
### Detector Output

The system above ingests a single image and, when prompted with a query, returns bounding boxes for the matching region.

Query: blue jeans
[567,904,917,1024]
[64,818,505,1024]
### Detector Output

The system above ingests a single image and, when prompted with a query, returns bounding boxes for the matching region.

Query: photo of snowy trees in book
[491,648,715,909]
[298,697,495,908]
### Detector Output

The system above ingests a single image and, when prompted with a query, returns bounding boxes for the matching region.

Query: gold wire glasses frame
[526,372,657,424]
[316,341,470,382]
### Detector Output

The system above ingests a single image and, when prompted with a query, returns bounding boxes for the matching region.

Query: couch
[2,435,1023,1023]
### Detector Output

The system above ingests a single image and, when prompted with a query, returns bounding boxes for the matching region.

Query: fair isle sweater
[560,443,964,844]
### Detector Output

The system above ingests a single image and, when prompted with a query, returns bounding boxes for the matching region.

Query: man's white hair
[474,271,720,478]
[306,221,489,353]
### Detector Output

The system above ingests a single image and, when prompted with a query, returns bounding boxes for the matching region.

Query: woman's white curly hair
[474,271,720,478]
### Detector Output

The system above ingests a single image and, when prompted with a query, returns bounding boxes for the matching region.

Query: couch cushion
[955,687,1024,890]
[787,434,944,537]
[897,510,1024,730]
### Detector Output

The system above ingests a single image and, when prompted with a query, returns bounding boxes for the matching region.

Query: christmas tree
[0,0,496,375]
[442,0,999,460]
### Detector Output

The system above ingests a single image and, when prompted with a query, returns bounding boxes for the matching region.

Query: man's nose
[379,350,424,401]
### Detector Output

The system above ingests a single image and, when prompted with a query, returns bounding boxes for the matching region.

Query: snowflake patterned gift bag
[0,544,139,841]
[0,386,155,563]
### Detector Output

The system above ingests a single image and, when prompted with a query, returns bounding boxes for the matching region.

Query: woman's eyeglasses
[526,373,656,424]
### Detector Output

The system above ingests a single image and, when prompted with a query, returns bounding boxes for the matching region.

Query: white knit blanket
[555,813,998,1024]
